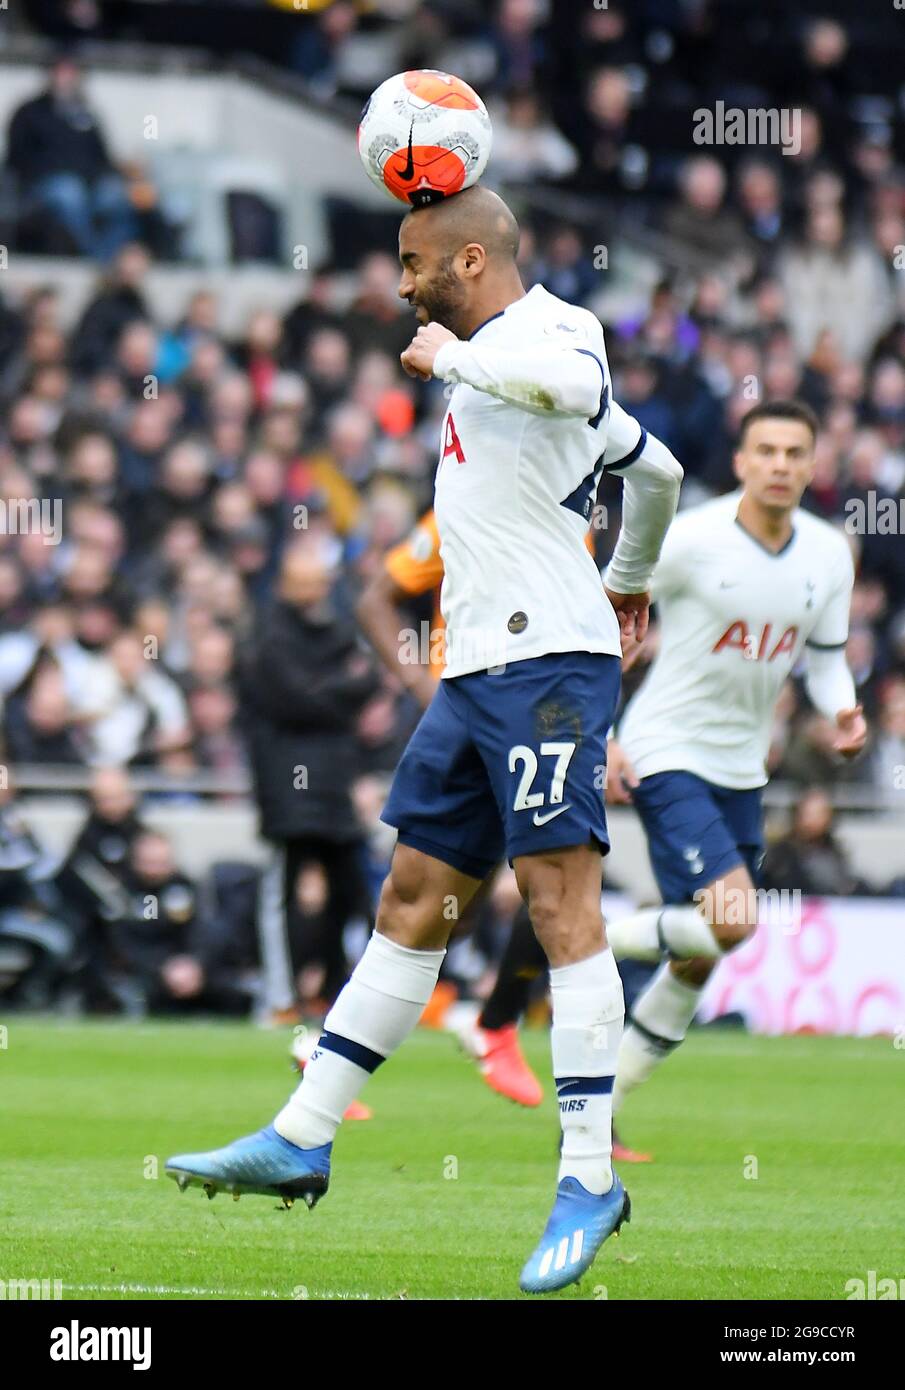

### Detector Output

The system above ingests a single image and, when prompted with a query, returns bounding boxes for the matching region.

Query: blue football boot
[519,1173,630,1293]
[166,1125,331,1208]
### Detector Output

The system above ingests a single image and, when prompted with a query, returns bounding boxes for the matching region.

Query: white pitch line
[65,1283,372,1300]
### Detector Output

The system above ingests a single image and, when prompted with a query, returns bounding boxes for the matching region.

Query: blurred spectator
[665,157,749,269]
[0,782,72,1007]
[870,676,905,793]
[779,205,893,362]
[289,0,358,95]
[489,0,547,92]
[70,243,151,375]
[55,764,145,952]
[777,710,870,790]
[84,629,191,766]
[489,89,578,184]
[4,663,84,765]
[536,225,599,307]
[6,56,138,259]
[343,252,412,359]
[239,543,379,1016]
[761,788,868,896]
[568,66,638,195]
[736,159,786,252]
[74,828,247,1014]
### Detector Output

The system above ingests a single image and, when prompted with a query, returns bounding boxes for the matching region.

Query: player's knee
[375,872,422,938]
[374,848,451,947]
[702,870,758,952]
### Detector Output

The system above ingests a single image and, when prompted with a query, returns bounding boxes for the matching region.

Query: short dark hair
[738,398,819,446]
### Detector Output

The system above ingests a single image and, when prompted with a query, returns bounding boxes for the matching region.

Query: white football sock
[612,962,703,1115]
[550,948,624,1196]
[606,904,721,962]
[274,931,445,1149]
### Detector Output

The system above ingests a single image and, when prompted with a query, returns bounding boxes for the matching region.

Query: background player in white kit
[604,400,866,1135]
[166,185,684,1293]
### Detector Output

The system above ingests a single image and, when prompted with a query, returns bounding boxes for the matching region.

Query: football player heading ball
[166,76,685,1294]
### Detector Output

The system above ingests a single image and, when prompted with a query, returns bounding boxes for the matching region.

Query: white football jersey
[431,284,625,678]
[618,492,855,789]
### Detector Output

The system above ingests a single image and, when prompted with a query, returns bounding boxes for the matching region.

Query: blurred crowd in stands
[1,0,904,1012]
[0,241,902,799]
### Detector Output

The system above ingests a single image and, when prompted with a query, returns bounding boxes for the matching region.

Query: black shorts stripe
[806,638,847,651]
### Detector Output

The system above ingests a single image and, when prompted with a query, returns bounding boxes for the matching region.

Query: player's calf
[515,843,631,1292]
[167,846,484,1200]
[612,868,758,1121]
[275,846,479,1150]
[515,845,623,1198]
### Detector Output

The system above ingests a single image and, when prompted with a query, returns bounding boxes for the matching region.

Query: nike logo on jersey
[533,804,572,826]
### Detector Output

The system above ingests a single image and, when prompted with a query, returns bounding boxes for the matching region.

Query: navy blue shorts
[382,652,621,880]
[630,769,764,905]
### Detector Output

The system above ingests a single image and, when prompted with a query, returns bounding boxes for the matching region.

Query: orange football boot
[463,1022,544,1107]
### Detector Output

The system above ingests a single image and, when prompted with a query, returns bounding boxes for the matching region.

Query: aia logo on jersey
[441,412,465,465]
[714,621,798,662]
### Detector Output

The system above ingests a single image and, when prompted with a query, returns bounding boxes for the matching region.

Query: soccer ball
[358,69,492,207]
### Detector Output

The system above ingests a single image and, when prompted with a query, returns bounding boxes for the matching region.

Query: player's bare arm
[603,432,683,624]
[357,569,437,709]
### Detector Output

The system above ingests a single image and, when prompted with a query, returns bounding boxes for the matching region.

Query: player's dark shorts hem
[394,829,495,882]
[695,846,748,892]
[630,769,764,905]
[507,826,610,864]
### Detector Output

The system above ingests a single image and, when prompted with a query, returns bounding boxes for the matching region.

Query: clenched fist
[401,322,458,381]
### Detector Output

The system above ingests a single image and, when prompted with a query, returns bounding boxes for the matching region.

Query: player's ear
[732,448,745,484]
[460,243,486,278]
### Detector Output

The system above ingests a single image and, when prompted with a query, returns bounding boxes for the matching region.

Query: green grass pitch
[2,1020,902,1301]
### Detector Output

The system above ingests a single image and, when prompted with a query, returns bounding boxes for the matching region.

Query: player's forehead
[398,212,435,263]
[743,417,814,451]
